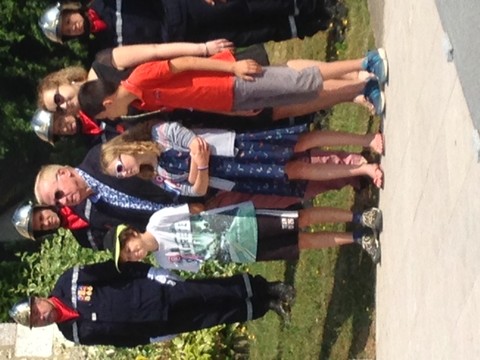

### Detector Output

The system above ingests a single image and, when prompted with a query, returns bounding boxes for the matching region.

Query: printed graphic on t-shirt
[165,202,258,266]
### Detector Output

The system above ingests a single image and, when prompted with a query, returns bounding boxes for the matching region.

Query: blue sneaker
[364,78,385,115]
[363,48,388,85]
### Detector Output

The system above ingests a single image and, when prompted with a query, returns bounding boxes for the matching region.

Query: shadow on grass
[317,243,376,360]
[272,260,299,360]
[283,259,298,286]
[318,175,380,359]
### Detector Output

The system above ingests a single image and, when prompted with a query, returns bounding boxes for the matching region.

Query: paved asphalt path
[368,0,480,358]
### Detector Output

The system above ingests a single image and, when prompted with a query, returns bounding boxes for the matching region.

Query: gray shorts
[232,66,323,111]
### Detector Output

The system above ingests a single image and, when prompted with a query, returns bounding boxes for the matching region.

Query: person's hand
[230,109,263,116]
[147,267,183,286]
[203,0,227,5]
[189,136,209,157]
[191,141,211,168]
[232,59,263,81]
[206,39,234,55]
[189,203,205,214]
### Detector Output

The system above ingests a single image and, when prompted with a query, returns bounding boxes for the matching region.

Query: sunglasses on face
[54,190,65,206]
[53,173,66,206]
[54,87,66,113]
[115,157,125,178]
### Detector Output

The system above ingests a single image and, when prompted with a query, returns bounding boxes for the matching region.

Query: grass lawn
[247,1,380,359]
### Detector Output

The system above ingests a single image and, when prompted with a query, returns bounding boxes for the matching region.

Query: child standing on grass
[78,49,388,119]
[104,202,383,269]
[100,120,384,200]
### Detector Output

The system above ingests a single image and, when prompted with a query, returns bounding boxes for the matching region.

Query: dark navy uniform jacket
[89,0,166,51]
[51,261,269,347]
[87,0,330,53]
[51,261,169,347]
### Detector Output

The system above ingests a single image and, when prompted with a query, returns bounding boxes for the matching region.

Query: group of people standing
[10,0,387,349]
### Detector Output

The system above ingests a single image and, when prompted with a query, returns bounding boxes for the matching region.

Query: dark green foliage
[0,260,27,322]
[0,0,89,211]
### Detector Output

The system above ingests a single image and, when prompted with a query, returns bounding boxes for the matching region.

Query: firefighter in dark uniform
[31,108,123,148]
[39,0,334,53]
[10,261,295,347]
[11,201,146,250]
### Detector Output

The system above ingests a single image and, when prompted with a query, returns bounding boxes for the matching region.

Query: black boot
[267,281,296,306]
[268,299,292,322]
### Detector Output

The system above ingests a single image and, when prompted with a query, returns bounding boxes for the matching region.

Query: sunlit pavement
[369,0,480,358]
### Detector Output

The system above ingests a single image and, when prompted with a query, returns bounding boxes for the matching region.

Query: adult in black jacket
[11,202,106,250]
[39,0,333,54]
[10,261,295,347]
[11,201,145,250]
[31,108,123,148]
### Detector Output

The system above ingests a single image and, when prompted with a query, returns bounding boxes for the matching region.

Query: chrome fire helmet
[9,297,33,328]
[12,202,36,240]
[31,109,54,145]
[38,2,83,44]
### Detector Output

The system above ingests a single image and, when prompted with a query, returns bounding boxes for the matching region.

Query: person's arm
[188,157,197,185]
[189,142,210,196]
[153,121,197,150]
[188,136,209,184]
[77,260,152,281]
[199,109,263,116]
[110,40,234,70]
[169,56,263,81]
[188,203,205,214]
[73,326,151,347]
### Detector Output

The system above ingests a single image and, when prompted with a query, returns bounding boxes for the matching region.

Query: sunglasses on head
[54,87,66,113]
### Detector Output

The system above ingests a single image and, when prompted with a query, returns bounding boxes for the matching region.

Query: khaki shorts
[232,66,323,111]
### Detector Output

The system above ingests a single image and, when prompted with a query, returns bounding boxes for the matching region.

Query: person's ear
[57,167,69,178]
[102,97,114,108]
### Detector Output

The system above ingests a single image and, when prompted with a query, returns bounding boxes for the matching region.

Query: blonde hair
[34,164,64,204]
[37,66,88,108]
[101,132,162,180]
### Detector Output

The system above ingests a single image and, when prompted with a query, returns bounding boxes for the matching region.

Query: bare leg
[298,207,353,228]
[272,79,367,120]
[298,232,354,249]
[294,131,384,154]
[340,70,371,81]
[285,161,384,187]
[286,58,364,80]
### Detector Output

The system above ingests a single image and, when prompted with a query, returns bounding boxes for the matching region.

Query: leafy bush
[0,260,26,322]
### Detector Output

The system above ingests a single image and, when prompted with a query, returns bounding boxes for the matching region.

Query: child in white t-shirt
[104,202,383,270]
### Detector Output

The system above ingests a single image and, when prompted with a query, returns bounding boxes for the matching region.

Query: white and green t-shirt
[146,202,258,272]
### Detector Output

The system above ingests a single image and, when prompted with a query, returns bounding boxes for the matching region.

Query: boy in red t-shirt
[78,49,388,120]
